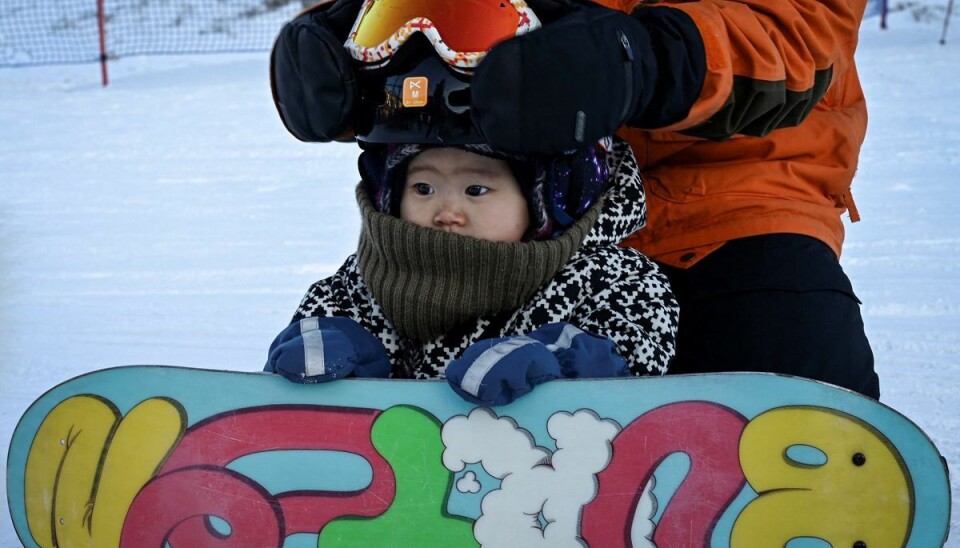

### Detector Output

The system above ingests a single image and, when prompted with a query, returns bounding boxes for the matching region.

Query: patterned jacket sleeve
[572,247,679,375]
[290,255,405,367]
[291,258,356,322]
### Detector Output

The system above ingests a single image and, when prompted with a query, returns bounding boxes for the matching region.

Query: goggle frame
[344,0,542,70]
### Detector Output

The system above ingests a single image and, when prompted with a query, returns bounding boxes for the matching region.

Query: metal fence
[0,0,904,71]
[0,0,313,67]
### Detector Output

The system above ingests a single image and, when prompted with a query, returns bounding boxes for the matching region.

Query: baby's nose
[434,202,467,227]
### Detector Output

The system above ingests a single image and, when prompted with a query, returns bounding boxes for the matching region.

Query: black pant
[658,234,880,399]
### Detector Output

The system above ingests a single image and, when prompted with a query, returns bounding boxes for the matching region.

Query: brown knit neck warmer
[355,185,601,342]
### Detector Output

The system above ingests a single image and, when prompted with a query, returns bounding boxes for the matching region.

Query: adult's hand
[471,2,704,154]
[270,0,364,142]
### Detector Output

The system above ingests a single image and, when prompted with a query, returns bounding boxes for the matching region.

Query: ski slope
[1,9,958,545]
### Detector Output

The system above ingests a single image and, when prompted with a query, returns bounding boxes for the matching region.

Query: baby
[264,1,678,405]
[265,136,678,405]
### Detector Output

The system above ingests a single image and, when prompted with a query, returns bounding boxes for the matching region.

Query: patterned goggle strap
[344,0,541,69]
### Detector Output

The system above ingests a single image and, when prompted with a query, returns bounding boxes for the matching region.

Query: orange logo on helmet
[402,77,428,107]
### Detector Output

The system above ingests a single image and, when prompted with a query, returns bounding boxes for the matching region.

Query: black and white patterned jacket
[292,140,678,379]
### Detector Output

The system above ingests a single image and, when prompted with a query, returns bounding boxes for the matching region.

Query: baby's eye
[465,185,490,197]
[412,183,434,195]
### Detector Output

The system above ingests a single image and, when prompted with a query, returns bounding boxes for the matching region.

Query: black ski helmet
[353,34,484,145]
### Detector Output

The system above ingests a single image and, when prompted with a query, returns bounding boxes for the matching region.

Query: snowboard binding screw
[852,452,867,466]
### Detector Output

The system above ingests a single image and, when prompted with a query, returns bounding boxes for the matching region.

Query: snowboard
[6,366,951,547]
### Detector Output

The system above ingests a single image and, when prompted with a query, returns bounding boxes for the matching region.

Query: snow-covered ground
[1,9,958,546]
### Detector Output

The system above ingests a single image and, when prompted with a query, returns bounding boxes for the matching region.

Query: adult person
[270,0,880,398]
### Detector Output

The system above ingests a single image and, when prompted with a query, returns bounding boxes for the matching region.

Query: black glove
[270,0,364,142]
[471,3,704,154]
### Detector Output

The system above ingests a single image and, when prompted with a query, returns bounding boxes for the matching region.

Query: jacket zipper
[617,29,635,123]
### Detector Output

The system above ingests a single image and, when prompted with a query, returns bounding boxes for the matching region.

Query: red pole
[97,0,109,86]
[942,0,956,44]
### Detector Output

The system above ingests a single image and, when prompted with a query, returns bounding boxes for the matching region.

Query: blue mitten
[265,316,391,383]
[446,335,562,406]
[534,323,631,379]
[446,323,630,406]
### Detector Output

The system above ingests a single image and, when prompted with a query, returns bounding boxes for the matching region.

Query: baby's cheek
[494,211,530,242]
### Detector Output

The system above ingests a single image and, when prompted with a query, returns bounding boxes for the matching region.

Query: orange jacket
[598,0,867,267]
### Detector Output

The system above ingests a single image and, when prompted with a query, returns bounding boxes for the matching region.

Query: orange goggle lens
[351,0,530,54]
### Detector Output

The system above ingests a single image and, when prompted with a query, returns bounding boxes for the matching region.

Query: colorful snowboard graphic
[6,366,952,547]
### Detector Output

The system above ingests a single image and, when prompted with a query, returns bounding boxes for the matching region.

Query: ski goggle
[344,0,541,69]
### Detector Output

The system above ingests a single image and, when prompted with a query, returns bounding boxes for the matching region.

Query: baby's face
[400,148,530,242]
